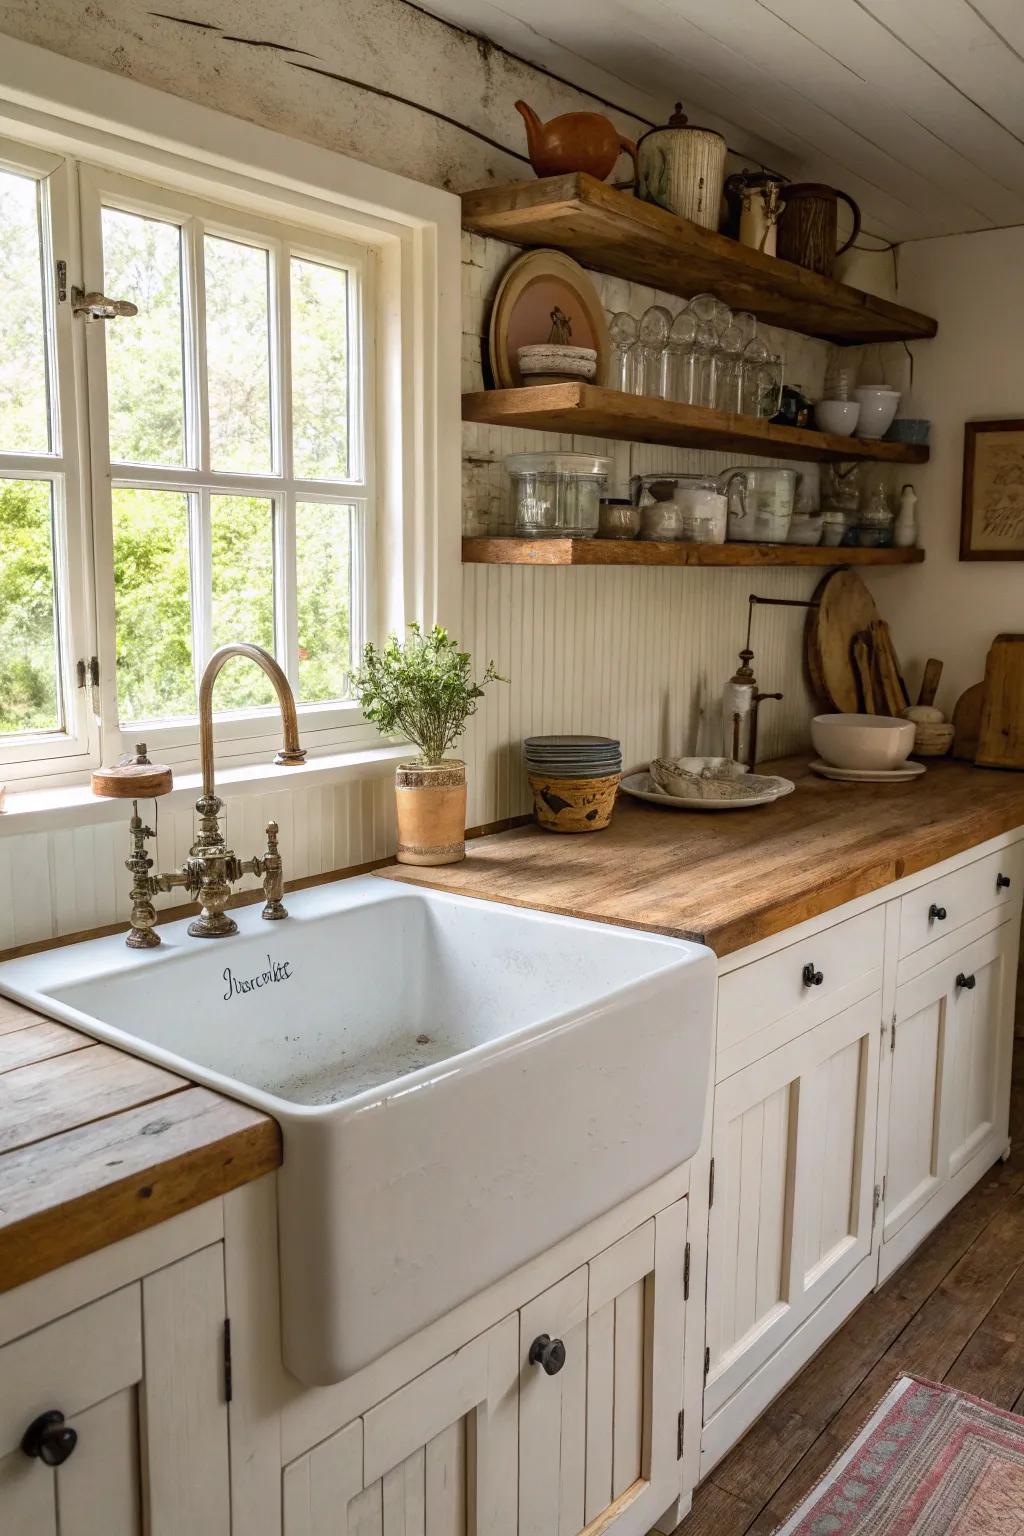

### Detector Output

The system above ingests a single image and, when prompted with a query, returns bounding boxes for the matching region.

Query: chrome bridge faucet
[126,643,306,946]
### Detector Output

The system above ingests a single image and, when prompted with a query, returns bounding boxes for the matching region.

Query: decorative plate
[810,759,926,782]
[620,770,796,811]
[488,249,610,389]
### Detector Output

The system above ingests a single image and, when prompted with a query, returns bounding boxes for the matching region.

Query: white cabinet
[520,1201,687,1536]
[281,1202,688,1536]
[703,992,880,1461]
[0,1245,229,1535]
[282,1316,519,1536]
[879,916,1018,1283]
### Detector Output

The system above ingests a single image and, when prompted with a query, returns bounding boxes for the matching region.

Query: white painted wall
[0,2,906,948]
[859,228,1024,716]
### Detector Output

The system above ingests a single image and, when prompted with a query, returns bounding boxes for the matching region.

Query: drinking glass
[741,333,771,415]
[715,320,747,415]
[608,312,639,393]
[694,320,721,409]
[667,309,700,404]
[637,305,672,398]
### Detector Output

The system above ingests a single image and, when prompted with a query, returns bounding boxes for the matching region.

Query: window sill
[0,742,408,837]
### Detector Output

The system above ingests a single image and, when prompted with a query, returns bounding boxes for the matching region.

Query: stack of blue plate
[523,735,622,780]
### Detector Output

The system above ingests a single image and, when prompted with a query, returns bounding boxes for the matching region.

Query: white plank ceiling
[423,0,1024,240]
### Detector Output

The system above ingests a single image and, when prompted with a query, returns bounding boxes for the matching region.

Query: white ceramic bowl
[815,400,861,436]
[811,713,916,771]
[853,387,901,440]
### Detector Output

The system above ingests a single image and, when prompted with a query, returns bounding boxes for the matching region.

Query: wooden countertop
[378,757,1024,956]
[0,996,282,1294]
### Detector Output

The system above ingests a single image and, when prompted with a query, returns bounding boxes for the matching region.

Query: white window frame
[0,134,98,776]
[0,36,461,791]
[79,165,378,767]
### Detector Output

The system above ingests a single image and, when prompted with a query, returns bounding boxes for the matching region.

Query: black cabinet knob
[528,1333,567,1376]
[929,904,947,922]
[21,1411,78,1467]
[802,963,824,988]
[997,873,1012,891]
[956,972,977,991]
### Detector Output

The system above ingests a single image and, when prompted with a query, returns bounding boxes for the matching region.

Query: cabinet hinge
[223,1317,233,1404]
[677,1409,685,1460]
[683,1242,691,1301]
[76,656,99,690]
[873,1183,881,1218]
[708,1157,715,1209]
[704,1345,711,1380]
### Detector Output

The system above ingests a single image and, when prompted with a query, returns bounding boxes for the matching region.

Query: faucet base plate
[187,912,239,939]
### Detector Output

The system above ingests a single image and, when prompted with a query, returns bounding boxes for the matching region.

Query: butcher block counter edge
[376,757,1024,957]
[0,996,282,1294]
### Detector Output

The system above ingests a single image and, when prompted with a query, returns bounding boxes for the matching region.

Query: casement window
[1,151,376,782]
[0,40,458,794]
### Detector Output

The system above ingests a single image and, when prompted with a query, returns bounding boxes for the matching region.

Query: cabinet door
[0,1246,229,1536]
[705,994,880,1421]
[282,1316,519,1536]
[948,923,1016,1178]
[520,1200,688,1536]
[883,921,1017,1252]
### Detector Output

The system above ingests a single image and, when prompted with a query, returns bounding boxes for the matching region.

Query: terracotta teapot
[515,100,637,183]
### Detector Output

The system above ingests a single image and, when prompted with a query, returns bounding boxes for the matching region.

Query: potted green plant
[354,624,504,866]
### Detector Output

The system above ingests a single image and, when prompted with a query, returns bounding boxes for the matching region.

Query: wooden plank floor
[681,1031,1024,1534]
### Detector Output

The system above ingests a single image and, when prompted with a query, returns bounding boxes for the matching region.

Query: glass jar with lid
[632,472,727,542]
[505,452,611,538]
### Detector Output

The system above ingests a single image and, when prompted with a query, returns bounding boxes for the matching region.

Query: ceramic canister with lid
[635,103,727,232]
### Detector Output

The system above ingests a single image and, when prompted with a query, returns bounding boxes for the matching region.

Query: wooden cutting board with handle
[806,570,880,713]
[952,682,984,761]
[976,635,1024,768]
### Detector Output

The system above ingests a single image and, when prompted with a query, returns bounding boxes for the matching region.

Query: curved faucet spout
[199,643,306,800]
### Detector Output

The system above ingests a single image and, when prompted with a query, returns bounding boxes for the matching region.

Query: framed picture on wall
[961,419,1024,561]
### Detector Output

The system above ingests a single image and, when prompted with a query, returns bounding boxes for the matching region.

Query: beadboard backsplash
[0,232,829,952]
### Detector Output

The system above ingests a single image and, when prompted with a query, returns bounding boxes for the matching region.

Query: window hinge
[683,1242,691,1301]
[704,1346,711,1380]
[223,1317,233,1404]
[76,656,99,690]
[708,1157,715,1209]
[56,259,67,303]
[890,1011,897,1053]
[677,1409,685,1460]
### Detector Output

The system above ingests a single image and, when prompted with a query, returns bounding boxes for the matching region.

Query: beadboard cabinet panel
[705,992,880,1422]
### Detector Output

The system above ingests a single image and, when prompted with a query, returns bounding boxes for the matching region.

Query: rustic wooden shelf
[463,538,925,568]
[462,175,937,346]
[463,384,929,465]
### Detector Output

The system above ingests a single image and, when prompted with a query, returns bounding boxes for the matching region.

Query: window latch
[56,260,67,303]
[71,286,138,321]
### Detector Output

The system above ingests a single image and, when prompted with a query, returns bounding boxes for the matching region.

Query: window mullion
[186,214,209,475]
[277,491,298,689]
[191,486,212,695]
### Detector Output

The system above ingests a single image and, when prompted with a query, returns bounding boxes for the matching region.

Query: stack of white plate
[523,735,622,780]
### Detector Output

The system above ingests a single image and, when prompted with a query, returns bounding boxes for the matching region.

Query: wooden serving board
[977,636,1024,769]
[806,571,880,713]
[953,682,985,761]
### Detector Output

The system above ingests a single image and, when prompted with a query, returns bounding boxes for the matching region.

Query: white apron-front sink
[0,875,715,1384]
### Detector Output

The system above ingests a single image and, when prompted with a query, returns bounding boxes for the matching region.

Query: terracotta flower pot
[395,760,467,866]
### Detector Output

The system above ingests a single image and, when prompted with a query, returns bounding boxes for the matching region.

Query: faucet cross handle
[260,820,287,922]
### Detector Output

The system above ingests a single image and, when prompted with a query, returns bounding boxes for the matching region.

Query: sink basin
[0,875,715,1384]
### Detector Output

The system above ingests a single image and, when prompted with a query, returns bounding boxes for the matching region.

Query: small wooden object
[917,659,944,708]
[92,743,172,799]
[806,570,880,713]
[911,722,955,757]
[869,619,910,717]
[976,635,1024,769]
[952,682,985,761]
[852,632,876,713]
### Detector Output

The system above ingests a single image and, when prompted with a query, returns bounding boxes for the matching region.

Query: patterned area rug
[775,1374,1024,1534]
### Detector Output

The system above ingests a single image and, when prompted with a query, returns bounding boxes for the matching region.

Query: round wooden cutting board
[806,569,880,712]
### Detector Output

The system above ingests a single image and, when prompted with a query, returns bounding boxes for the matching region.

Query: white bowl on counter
[853,386,901,440]
[811,712,916,771]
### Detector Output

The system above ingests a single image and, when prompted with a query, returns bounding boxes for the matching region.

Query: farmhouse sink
[0,876,715,1384]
